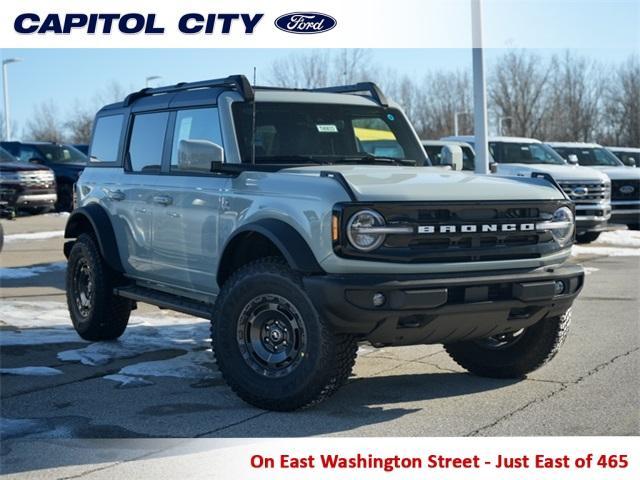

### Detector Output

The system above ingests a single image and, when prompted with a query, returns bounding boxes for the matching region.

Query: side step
[114,286,213,319]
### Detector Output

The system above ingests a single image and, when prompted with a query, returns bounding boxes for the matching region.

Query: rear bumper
[303,264,584,346]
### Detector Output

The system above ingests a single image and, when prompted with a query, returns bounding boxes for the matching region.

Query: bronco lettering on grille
[418,223,536,234]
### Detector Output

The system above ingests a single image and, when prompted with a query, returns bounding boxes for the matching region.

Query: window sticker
[316,124,338,133]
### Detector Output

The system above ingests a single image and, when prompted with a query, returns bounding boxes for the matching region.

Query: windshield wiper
[333,155,416,166]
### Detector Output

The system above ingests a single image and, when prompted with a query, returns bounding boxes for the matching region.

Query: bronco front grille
[557,181,610,204]
[334,200,571,264]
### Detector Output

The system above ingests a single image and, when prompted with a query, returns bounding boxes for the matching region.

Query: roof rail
[122,75,254,107]
[313,82,388,107]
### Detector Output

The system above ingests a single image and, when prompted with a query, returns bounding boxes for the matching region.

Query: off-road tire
[212,257,358,411]
[576,231,601,244]
[444,309,572,378]
[66,233,132,341]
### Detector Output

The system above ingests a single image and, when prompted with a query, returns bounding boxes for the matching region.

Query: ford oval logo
[620,185,635,194]
[572,187,589,197]
[275,12,337,34]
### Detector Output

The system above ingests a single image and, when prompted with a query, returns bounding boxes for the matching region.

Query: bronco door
[151,106,230,295]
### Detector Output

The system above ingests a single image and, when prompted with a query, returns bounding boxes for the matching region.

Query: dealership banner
[6,437,639,479]
[1,0,636,48]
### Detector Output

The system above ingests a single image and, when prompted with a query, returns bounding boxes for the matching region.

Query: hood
[0,161,53,173]
[587,165,640,180]
[495,163,609,182]
[285,165,564,202]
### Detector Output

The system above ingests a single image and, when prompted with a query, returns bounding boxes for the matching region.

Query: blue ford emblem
[620,185,635,194]
[572,187,589,196]
[275,12,337,34]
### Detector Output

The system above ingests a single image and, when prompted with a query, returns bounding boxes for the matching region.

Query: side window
[90,114,124,164]
[170,108,223,173]
[19,145,43,162]
[127,112,169,173]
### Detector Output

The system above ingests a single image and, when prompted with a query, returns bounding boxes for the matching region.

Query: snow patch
[119,350,217,380]
[572,246,640,257]
[583,267,600,276]
[594,230,640,248]
[0,417,50,440]
[4,230,65,243]
[0,262,66,279]
[103,374,154,388]
[0,366,63,376]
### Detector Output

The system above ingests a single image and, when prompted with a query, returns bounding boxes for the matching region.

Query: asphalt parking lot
[1,214,639,477]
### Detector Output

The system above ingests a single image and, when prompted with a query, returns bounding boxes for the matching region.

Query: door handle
[106,189,125,201]
[153,195,173,206]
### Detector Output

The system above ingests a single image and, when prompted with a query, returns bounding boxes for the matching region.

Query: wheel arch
[64,203,124,272]
[217,219,324,287]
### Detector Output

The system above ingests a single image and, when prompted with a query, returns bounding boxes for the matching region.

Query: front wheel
[212,258,358,411]
[444,309,572,378]
[576,231,601,244]
[66,233,132,341]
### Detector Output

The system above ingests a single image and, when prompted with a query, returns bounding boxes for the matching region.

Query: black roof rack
[312,82,388,107]
[122,75,254,107]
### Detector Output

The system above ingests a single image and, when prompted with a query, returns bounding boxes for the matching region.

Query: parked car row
[0,141,88,214]
[422,137,640,242]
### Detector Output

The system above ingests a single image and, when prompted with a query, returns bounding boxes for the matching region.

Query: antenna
[251,67,257,165]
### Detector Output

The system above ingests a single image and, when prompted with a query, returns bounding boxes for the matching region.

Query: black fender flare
[218,219,324,284]
[64,203,124,272]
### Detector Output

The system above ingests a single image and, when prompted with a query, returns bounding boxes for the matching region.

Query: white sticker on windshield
[316,124,338,133]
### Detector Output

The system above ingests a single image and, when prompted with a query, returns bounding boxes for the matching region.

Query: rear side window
[127,112,169,173]
[170,108,224,173]
[90,115,124,164]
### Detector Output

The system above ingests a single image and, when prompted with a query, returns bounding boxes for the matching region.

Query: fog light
[554,281,566,295]
[372,292,386,307]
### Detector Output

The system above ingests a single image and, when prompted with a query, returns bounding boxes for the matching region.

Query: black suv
[1,141,87,211]
[0,146,57,214]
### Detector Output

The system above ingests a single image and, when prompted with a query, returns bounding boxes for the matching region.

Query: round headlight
[550,206,574,246]
[347,209,386,251]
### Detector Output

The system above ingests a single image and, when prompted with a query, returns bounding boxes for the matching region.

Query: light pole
[471,0,489,175]
[145,75,162,88]
[454,111,471,136]
[2,58,22,140]
[498,116,512,136]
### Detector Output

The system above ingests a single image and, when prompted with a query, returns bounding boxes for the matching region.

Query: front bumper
[303,264,584,346]
[610,201,640,226]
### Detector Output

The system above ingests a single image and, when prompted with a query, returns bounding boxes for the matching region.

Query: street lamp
[2,57,22,140]
[498,116,513,136]
[454,111,471,136]
[471,0,489,175]
[145,75,162,88]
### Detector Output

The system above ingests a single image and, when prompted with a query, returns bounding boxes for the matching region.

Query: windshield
[553,146,623,167]
[489,142,566,165]
[34,144,87,164]
[0,147,16,163]
[232,102,427,165]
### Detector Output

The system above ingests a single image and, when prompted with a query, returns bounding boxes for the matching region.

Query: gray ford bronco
[64,76,584,411]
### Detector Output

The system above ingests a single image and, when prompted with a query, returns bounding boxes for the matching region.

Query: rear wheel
[212,257,358,411]
[576,231,600,244]
[66,233,132,341]
[444,309,572,378]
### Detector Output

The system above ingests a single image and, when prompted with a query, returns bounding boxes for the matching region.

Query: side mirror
[440,145,463,171]
[490,162,498,174]
[177,139,224,172]
[567,154,579,165]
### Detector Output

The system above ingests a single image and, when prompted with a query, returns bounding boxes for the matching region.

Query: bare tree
[24,101,66,142]
[65,101,94,144]
[544,52,604,141]
[599,55,640,146]
[489,50,552,138]
[268,49,373,88]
